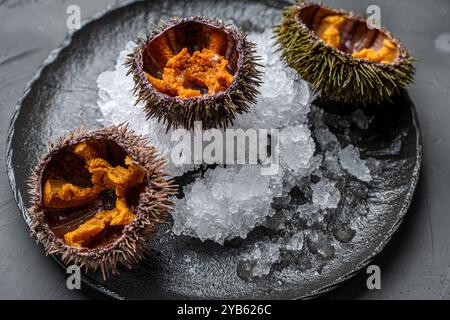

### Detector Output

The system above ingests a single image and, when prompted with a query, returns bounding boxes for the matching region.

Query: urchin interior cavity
[300,4,399,64]
[41,139,146,249]
[143,22,238,99]
[144,48,234,99]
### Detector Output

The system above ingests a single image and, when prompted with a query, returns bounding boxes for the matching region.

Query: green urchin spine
[274,3,416,104]
[125,17,262,130]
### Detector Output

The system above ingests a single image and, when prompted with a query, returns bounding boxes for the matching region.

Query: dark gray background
[0,0,448,300]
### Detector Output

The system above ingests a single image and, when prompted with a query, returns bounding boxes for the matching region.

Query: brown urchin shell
[275,1,416,104]
[28,124,176,279]
[126,16,262,130]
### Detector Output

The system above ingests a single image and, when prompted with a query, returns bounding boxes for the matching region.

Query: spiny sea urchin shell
[275,1,416,104]
[126,16,262,130]
[28,124,176,279]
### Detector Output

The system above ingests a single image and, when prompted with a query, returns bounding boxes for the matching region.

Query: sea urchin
[28,125,176,279]
[126,16,262,130]
[275,1,416,104]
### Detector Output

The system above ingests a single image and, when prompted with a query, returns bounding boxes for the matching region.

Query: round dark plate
[6,0,421,299]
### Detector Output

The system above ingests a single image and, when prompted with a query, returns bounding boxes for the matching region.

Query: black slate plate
[6,0,421,299]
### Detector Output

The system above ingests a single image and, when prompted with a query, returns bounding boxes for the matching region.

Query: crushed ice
[172,165,284,244]
[339,145,372,182]
[312,178,341,209]
[97,29,376,280]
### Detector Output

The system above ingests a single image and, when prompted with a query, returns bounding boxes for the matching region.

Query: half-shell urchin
[28,125,176,279]
[126,16,262,130]
[275,1,416,104]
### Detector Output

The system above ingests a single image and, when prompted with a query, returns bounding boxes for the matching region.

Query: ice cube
[238,241,281,279]
[339,144,372,182]
[311,178,341,209]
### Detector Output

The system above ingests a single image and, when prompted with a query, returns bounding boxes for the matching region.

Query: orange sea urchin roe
[317,15,398,64]
[145,47,234,99]
[63,198,135,247]
[351,38,398,64]
[42,141,146,247]
[317,15,346,49]
[43,180,98,209]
